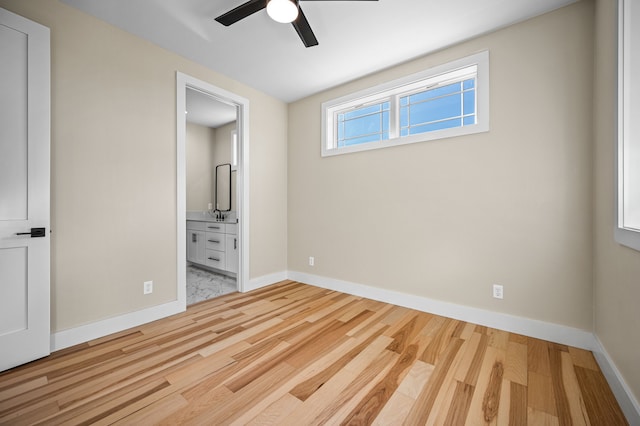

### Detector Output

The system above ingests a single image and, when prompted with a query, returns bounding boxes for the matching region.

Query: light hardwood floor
[0,281,627,425]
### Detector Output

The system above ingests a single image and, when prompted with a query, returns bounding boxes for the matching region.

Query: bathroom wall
[186,121,215,211]
[186,120,236,213]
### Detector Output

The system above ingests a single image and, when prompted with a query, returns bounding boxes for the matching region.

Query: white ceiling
[60,0,578,103]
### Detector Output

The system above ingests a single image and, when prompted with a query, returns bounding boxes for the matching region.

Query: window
[616,0,640,251]
[322,51,489,157]
[231,129,238,171]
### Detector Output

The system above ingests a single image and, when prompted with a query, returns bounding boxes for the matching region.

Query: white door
[0,8,51,372]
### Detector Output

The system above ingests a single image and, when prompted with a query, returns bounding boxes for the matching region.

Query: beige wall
[186,122,215,211]
[288,1,595,330]
[0,0,288,331]
[593,0,640,405]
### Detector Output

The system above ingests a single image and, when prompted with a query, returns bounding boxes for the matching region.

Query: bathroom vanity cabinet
[187,220,238,275]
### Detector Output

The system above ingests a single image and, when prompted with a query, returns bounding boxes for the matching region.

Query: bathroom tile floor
[186,264,237,305]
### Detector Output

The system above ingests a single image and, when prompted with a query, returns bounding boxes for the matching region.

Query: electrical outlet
[309,256,314,266]
[492,284,503,299]
[144,281,153,295]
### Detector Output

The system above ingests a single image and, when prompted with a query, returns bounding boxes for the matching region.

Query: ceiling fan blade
[292,6,319,47]
[215,0,268,26]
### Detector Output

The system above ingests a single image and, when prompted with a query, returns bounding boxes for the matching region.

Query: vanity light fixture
[266,0,299,23]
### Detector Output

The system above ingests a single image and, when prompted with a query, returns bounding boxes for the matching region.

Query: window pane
[409,94,461,126]
[344,103,384,120]
[337,101,389,146]
[340,133,384,147]
[400,107,408,127]
[410,118,462,135]
[463,90,475,115]
[399,77,477,136]
[344,114,381,138]
[410,82,461,104]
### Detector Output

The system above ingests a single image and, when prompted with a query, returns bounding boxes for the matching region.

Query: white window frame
[321,51,490,157]
[616,0,640,251]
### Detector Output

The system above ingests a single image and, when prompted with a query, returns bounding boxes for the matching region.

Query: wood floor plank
[510,381,529,425]
[548,344,573,425]
[158,384,234,424]
[464,345,506,426]
[560,351,591,426]
[574,365,627,425]
[528,406,561,425]
[371,389,416,425]
[338,344,418,424]
[396,359,434,400]
[497,378,510,426]
[505,340,528,386]
[404,337,465,424]
[568,347,600,371]
[463,332,490,387]
[426,338,474,426]
[528,337,552,376]
[288,322,388,401]
[312,349,399,425]
[280,334,394,425]
[454,331,483,384]
[112,392,189,425]
[244,392,302,425]
[421,317,459,365]
[528,371,558,416]
[0,281,627,425]
[443,380,475,426]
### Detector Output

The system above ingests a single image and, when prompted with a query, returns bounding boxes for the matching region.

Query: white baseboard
[287,271,596,351]
[245,270,288,292]
[50,300,185,351]
[592,335,640,425]
[49,269,289,352]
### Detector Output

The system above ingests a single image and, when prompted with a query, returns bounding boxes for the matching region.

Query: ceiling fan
[215,0,378,48]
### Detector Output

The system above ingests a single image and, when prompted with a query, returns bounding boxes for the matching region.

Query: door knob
[16,227,46,238]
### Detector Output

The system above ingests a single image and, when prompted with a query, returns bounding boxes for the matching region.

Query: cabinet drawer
[205,249,226,269]
[186,221,206,231]
[205,223,225,233]
[206,232,226,250]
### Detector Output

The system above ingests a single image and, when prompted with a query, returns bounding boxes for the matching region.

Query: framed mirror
[215,163,232,211]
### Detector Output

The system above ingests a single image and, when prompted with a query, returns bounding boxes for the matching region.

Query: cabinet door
[226,234,238,273]
[187,230,206,264]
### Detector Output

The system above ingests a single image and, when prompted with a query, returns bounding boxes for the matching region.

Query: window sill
[614,227,640,252]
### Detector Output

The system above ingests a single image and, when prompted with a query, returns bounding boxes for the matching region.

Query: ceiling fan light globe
[266,0,299,24]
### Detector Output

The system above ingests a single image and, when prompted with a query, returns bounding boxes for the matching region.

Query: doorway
[176,72,249,309]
